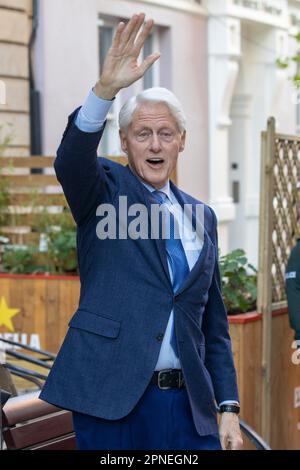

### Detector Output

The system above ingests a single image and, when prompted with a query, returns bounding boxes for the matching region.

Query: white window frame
[142,27,160,90]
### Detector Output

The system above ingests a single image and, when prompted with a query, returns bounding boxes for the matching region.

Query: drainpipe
[29,0,42,156]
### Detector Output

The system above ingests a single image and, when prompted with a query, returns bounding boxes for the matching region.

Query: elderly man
[40,13,243,451]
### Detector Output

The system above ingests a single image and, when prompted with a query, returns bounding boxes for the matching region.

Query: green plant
[48,228,78,274]
[0,174,10,227]
[0,129,79,275]
[2,246,37,274]
[0,123,13,156]
[0,125,13,228]
[219,249,257,314]
[276,32,300,88]
[33,205,78,274]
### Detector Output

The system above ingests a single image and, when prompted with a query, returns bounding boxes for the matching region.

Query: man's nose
[149,133,162,152]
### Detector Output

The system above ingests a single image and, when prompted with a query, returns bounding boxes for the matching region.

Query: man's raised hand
[94,13,161,100]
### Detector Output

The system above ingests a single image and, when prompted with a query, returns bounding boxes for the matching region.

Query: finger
[138,52,161,77]
[120,14,143,49]
[226,439,232,450]
[230,437,243,450]
[112,22,126,48]
[219,434,227,450]
[132,19,154,56]
[126,14,146,49]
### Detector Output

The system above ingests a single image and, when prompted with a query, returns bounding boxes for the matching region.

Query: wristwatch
[219,404,240,414]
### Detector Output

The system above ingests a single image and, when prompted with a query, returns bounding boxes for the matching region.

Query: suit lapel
[143,188,172,284]
[169,180,213,295]
[124,165,171,285]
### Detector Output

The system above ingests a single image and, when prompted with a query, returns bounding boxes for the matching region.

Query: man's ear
[179,130,186,153]
[119,129,128,154]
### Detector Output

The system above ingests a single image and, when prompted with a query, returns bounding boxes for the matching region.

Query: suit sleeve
[201,207,240,405]
[54,107,117,226]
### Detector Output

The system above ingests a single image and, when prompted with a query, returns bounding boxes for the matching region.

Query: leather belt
[151,368,185,390]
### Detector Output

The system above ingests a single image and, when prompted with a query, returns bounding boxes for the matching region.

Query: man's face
[119,102,186,189]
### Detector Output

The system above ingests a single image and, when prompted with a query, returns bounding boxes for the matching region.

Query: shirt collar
[139,178,172,201]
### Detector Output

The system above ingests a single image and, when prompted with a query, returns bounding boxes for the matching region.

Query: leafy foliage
[48,228,78,274]
[276,32,300,88]
[2,246,38,274]
[219,249,257,314]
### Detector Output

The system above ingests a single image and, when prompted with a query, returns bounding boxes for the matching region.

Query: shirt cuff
[75,88,114,133]
[218,400,240,407]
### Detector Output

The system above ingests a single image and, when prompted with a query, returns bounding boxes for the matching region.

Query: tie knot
[152,190,168,205]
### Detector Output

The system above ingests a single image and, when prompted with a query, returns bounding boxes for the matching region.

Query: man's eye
[139,132,150,137]
[160,132,173,139]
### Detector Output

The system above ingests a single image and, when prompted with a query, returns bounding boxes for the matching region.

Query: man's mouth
[146,158,164,166]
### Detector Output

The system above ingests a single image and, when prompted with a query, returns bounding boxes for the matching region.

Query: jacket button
[156,333,164,341]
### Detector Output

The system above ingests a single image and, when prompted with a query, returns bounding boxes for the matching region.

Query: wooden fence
[0,155,128,247]
[258,118,300,442]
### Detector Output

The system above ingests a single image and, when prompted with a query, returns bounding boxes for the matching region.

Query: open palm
[99,14,160,92]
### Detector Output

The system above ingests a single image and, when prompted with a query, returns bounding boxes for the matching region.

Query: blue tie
[152,190,190,357]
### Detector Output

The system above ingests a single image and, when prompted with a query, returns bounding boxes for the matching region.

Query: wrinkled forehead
[131,102,178,129]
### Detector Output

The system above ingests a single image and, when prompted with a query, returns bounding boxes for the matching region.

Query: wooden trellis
[258,117,300,443]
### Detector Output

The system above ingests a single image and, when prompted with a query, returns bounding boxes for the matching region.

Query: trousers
[72,381,222,450]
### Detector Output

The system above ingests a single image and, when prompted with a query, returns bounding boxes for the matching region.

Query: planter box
[0,273,80,353]
[229,309,300,450]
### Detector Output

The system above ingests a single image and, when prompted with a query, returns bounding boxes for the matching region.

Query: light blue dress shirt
[74,89,239,406]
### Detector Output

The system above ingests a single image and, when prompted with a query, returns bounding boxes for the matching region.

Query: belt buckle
[178,370,185,388]
[157,369,173,390]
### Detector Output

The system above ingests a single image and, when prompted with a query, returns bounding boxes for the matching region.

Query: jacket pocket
[68,309,121,338]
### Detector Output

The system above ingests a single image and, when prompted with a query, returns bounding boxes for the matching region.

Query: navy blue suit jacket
[40,108,239,436]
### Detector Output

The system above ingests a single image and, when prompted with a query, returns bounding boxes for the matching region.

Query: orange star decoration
[0,296,20,332]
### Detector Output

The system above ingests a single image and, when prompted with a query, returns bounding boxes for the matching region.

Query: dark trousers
[72,382,222,450]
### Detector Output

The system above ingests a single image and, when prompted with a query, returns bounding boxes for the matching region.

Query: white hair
[118,87,186,133]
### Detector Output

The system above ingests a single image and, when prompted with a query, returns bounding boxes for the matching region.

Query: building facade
[0,0,32,156]
[205,0,300,264]
[34,0,209,201]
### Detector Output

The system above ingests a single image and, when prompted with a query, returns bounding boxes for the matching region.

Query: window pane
[100,26,113,74]
[143,34,154,89]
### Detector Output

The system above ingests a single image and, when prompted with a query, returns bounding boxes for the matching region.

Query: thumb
[138,52,161,77]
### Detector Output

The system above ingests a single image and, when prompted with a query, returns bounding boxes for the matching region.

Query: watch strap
[219,404,240,414]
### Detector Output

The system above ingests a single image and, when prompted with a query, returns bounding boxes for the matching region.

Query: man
[285,237,300,346]
[40,13,243,450]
